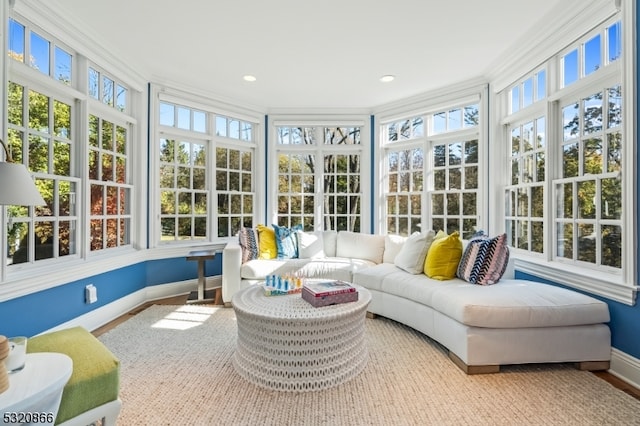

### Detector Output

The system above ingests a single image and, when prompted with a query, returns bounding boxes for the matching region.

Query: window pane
[30,31,50,75]
[536,70,546,101]
[608,21,621,63]
[102,76,114,106]
[511,86,520,113]
[159,103,175,127]
[116,85,127,112]
[216,116,227,137]
[8,19,25,63]
[54,46,72,84]
[584,34,601,76]
[563,49,579,87]
[523,78,533,108]
[583,92,603,134]
[88,68,99,99]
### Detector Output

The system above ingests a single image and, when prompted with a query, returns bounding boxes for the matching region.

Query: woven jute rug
[98,304,640,425]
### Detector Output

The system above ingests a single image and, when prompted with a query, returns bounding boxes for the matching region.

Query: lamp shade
[0,162,46,206]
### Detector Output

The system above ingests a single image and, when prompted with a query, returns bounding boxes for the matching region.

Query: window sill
[513,256,638,306]
[0,242,228,303]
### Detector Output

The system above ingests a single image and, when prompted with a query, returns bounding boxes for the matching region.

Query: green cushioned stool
[27,326,122,426]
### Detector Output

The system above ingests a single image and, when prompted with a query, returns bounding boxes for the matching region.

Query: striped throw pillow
[457,232,509,285]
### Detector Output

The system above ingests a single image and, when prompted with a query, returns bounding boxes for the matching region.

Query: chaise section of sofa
[353,262,611,374]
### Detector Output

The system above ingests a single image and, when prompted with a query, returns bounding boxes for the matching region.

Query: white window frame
[269,116,371,232]
[495,4,637,305]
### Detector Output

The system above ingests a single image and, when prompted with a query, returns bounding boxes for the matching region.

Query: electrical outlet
[85,284,98,304]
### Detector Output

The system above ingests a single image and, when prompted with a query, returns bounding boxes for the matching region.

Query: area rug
[98,305,640,425]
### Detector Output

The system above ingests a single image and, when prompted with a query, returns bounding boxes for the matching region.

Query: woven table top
[232,284,371,321]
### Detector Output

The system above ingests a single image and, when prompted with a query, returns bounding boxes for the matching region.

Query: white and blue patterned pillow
[456,231,509,285]
[272,224,303,259]
[238,227,259,264]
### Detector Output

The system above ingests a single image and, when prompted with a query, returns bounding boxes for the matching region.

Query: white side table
[0,352,72,426]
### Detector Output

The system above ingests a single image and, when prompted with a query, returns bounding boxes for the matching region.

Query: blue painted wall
[516,271,640,359]
[0,256,222,338]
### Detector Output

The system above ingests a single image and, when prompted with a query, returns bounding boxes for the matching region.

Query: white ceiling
[40,0,584,111]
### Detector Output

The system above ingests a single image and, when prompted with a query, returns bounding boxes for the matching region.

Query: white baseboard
[41,279,199,335]
[609,348,640,391]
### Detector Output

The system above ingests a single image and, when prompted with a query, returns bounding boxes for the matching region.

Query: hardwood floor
[92,295,640,401]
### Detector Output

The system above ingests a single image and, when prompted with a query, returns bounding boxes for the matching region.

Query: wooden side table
[186,250,221,304]
[0,352,72,425]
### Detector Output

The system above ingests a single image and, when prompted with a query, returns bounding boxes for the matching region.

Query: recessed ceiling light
[380,75,395,83]
[243,75,257,82]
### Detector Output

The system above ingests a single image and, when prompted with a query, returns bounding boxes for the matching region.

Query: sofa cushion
[430,279,611,328]
[323,231,338,257]
[238,227,259,264]
[256,224,277,259]
[383,234,407,264]
[241,258,309,280]
[273,224,303,259]
[394,231,436,274]
[457,232,510,285]
[240,257,375,281]
[296,231,325,259]
[336,231,385,263]
[424,231,463,280]
[352,263,403,292]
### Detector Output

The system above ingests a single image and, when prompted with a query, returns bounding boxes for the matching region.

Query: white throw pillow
[383,234,407,264]
[336,231,385,264]
[323,230,338,257]
[296,231,326,259]
[394,230,436,274]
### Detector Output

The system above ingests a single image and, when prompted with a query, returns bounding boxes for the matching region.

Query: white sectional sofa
[222,230,611,374]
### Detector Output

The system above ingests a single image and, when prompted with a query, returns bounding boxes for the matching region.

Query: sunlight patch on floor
[151,305,220,330]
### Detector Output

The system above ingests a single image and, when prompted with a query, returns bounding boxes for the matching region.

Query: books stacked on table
[302,280,358,307]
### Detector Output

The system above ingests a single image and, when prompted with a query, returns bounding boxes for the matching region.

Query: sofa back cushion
[394,230,436,274]
[423,231,463,280]
[296,231,326,259]
[383,234,407,263]
[323,230,338,257]
[336,231,385,264]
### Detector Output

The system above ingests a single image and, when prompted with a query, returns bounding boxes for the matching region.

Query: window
[89,68,128,113]
[381,101,481,238]
[431,139,479,239]
[386,148,424,235]
[505,117,546,253]
[560,20,621,89]
[216,147,254,237]
[510,70,546,114]
[5,16,140,275]
[9,18,72,85]
[499,15,629,303]
[274,124,365,232]
[159,139,208,241]
[159,102,206,133]
[6,82,79,265]
[88,115,132,251]
[555,86,622,269]
[156,95,257,242]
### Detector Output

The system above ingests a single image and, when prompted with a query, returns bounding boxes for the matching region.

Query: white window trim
[268,115,371,232]
[494,0,637,305]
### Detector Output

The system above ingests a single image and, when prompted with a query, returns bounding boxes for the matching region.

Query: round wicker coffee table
[231,284,371,392]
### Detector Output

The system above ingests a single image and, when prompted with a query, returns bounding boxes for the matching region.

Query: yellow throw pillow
[256,224,277,259]
[423,231,463,280]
